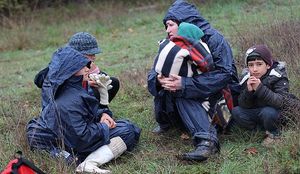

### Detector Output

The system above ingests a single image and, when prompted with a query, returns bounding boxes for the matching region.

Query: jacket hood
[163,0,211,32]
[47,46,90,96]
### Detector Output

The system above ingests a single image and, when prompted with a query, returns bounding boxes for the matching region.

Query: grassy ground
[0,0,299,173]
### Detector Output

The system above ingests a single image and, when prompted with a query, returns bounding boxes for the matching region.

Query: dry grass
[232,19,300,130]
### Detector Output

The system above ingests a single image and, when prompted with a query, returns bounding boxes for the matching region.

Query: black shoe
[152,126,169,134]
[180,141,219,161]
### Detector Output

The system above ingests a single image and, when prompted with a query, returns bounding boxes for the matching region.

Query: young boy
[232,44,289,146]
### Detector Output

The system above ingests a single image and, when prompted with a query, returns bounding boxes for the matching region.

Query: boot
[76,136,127,174]
[151,125,169,134]
[180,140,219,161]
[262,131,281,148]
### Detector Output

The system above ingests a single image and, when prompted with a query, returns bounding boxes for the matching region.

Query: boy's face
[248,59,270,79]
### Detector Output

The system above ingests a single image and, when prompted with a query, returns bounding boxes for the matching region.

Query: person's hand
[88,79,98,87]
[247,76,261,91]
[161,74,182,92]
[251,77,261,91]
[100,113,116,129]
[157,74,173,85]
[246,77,254,92]
[89,74,113,105]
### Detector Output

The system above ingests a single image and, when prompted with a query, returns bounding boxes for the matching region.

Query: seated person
[26,46,141,173]
[34,32,120,108]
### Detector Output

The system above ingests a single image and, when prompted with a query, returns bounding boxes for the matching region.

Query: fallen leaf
[180,133,190,140]
[244,147,258,155]
[128,28,133,32]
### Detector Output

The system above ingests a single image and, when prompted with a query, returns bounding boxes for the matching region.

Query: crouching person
[232,45,290,147]
[26,46,141,173]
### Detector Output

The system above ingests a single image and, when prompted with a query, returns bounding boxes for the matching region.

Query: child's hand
[251,78,261,91]
[247,77,254,91]
[247,76,261,91]
[100,113,116,129]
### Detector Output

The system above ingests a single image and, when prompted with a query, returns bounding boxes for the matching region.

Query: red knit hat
[245,45,273,66]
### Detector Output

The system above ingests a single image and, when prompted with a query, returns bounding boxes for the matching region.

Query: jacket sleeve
[179,30,233,99]
[147,67,163,97]
[34,67,49,88]
[68,111,110,152]
[238,86,256,108]
[254,78,289,109]
[60,101,110,153]
[83,95,113,120]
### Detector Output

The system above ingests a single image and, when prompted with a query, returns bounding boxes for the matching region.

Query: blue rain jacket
[149,0,239,99]
[27,47,112,155]
[147,0,242,144]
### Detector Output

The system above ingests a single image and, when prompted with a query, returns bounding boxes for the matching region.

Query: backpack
[209,86,234,132]
[1,151,45,174]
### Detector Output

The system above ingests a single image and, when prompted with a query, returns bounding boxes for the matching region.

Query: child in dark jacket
[27,46,141,173]
[34,32,120,108]
[232,44,290,147]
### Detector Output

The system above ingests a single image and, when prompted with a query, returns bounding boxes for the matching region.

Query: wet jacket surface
[152,0,240,99]
[27,47,111,156]
[238,61,289,109]
[148,0,242,144]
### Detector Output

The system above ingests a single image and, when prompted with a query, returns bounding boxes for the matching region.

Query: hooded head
[178,22,204,41]
[47,46,91,96]
[163,0,210,32]
[245,45,274,66]
[68,32,101,55]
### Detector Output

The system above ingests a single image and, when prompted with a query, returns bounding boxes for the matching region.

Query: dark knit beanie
[245,44,273,66]
[68,32,101,55]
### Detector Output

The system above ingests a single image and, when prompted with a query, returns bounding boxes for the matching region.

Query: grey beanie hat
[68,32,101,55]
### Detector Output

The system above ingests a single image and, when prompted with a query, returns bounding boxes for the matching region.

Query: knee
[110,77,120,92]
[231,106,241,120]
[115,120,141,151]
[261,107,279,121]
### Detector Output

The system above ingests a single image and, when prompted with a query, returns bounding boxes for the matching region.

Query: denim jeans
[232,106,280,135]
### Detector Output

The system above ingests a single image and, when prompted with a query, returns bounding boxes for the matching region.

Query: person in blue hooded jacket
[147,0,240,161]
[26,46,141,173]
[34,32,120,110]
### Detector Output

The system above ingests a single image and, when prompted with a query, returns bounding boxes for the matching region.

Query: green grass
[1,0,300,173]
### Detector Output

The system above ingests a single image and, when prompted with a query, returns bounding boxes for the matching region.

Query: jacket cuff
[254,83,264,97]
[102,108,113,117]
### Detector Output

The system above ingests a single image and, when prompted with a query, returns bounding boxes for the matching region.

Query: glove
[202,101,210,112]
[89,73,113,105]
